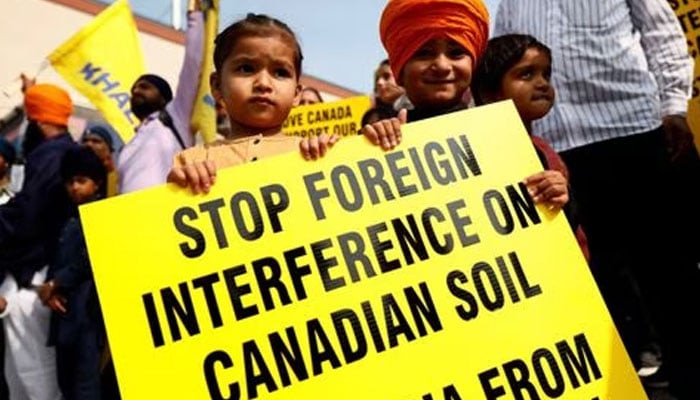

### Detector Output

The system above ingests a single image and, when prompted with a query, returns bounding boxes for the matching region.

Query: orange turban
[24,84,73,126]
[380,0,490,79]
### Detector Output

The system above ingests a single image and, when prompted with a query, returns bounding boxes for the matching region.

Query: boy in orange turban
[365,0,488,143]
[363,0,570,211]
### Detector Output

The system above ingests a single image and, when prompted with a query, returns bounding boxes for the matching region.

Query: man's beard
[130,97,163,120]
[22,122,44,158]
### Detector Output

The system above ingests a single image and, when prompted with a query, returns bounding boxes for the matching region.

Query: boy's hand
[300,133,339,160]
[46,294,67,314]
[167,160,217,194]
[38,280,57,304]
[0,297,6,313]
[362,108,407,150]
[523,170,569,209]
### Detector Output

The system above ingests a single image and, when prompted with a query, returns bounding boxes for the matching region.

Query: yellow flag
[48,0,145,143]
[190,0,219,143]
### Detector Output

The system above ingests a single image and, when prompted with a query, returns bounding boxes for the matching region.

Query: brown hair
[213,13,303,77]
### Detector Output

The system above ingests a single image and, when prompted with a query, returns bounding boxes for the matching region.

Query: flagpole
[1,60,49,98]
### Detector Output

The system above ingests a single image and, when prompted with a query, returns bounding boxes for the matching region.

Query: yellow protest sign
[669,0,700,147]
[82,101,645,399]
[283,95,371,138]
[48,0,145,143]
[190,0,219,143]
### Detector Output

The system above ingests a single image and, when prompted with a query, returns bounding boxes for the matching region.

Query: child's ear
[209,72,223,103]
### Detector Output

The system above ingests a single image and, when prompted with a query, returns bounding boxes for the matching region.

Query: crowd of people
[0,0,699,398]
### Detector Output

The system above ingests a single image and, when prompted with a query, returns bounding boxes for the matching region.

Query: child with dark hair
[168,13,337,193]
[471,33,589,259]
[38,147,107,400]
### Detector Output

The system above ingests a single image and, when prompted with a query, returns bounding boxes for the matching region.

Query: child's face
[400,38,472,110]
[64,175,100,205]
[497,48,555,123]
[212,35,300,131]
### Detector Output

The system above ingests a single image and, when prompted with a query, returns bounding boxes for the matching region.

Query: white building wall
[0,0,349,136]
[0,0,189,118]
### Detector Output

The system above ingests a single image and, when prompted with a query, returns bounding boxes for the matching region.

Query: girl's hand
[167,160,217,194]
[361,108,407,150]
[300,133,339,160]
[523,170,569,209]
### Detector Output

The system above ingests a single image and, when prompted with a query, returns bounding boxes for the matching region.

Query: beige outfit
[173,134,302,169]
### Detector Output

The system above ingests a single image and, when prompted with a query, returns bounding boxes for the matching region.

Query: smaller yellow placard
[283,95,371,138]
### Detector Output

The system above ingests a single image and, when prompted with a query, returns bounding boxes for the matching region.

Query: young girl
[471,34,589,259]
[168,13,337,193]
[363,0,569,211]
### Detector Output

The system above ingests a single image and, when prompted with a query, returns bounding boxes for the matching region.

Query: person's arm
[52,223,91,290]
[118,132,179,193]
[492,0,514,37]
[0,149,60,245]
[629,0,695,157]
[39,221,90,313]
[167,5,205,149]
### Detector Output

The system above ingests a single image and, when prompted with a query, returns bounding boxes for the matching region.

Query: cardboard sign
[81,101,645,399]
[283,96,371,138]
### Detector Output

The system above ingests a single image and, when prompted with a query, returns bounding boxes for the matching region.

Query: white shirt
[494,0,694,151]
[116,111,187,194]
[117,11,203,194]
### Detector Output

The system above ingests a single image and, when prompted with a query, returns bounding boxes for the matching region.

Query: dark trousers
[561,128,700,399]
[100,358,121,400]
[55,328,102,400]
